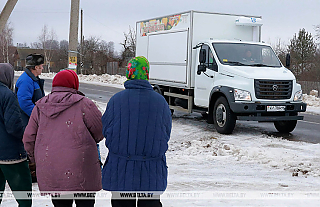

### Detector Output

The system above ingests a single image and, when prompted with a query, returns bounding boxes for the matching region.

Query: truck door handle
[203,72,214,78]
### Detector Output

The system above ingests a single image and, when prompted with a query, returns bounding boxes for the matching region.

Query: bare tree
[82,36,100,74]
[17,42,28,48]
[50,40,69,72]
[272,38,288,66]
[30,42,42,49]
[38,25,58,72]
[80,37,118,75]
[0,22,13,63]
[120,26,136,67]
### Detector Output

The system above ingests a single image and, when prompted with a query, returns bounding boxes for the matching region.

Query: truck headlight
[294,90,302,101]
[234,89,251,101]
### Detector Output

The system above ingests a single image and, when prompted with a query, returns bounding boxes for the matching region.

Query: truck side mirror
[199,49,206,63]
[197,65,206,75]
[198,49,207,75]
[286,53,290,68]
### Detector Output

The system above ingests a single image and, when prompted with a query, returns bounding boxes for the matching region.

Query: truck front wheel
[213,97,236,134]
[274,120,297,133]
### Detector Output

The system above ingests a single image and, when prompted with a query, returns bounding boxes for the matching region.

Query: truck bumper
[229,101,307,122]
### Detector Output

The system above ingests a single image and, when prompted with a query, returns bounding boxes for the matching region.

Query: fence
[105,62,119,75]
[299,81,320,97]
[81,62,123,75]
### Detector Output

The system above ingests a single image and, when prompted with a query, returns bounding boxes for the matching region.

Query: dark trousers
[52,198,95,207]
[0,160,32,207]
[111,192,162,207]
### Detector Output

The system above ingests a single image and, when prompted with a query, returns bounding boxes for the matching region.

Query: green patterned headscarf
[126,56,149,80]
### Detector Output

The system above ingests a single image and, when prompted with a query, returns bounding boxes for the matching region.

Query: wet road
[15,76,320,144]
[14,76,123,103]
[43,78,123,103]
[238,113,320,144]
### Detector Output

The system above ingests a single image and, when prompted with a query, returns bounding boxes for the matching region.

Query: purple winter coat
[23,86,104,192]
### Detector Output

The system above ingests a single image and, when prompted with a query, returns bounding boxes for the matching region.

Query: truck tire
[153,85,174,115]
[274,120,297,133]
[201,112,208,119]
[213,97,236,134]
[153,85,162,95]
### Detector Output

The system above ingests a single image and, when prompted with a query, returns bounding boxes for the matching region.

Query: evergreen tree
[288,28,317,80]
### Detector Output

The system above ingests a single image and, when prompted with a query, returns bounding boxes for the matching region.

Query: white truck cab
[136,11,306,134]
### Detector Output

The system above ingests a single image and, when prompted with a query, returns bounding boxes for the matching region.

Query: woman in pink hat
[23,70,104,207]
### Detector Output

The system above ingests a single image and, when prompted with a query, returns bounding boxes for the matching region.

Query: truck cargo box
[136,10,262,88]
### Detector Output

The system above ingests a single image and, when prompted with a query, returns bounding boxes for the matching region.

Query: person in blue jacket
[0,63,32,207]
[101,56,172,207]
[15,53,45,183]
[15,53,45,127]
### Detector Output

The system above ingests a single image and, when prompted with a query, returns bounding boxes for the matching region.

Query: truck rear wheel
[153,85,162,95]
[153,85,174,115]
[213,97,236,134]
[274,120,297,133]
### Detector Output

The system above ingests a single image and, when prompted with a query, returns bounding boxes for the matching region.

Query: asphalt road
[14,76,123,103]
[237,113,320,144]
[15,77,320,144]
[43,78,122,103]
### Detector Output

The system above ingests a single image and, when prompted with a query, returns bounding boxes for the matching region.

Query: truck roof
[207,39,270,46]
[136,10,262,23]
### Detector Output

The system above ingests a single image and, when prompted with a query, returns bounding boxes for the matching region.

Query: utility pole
[68,0,80,73]
[80,8,83,74]
[0,0,18,35]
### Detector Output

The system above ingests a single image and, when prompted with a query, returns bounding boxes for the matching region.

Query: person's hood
[36,86,84,118]
[0,63,14,89]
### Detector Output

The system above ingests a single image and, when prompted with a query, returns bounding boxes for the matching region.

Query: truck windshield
[212,43,282,67]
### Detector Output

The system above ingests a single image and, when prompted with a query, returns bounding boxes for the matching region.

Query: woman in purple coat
[23,70,104,207]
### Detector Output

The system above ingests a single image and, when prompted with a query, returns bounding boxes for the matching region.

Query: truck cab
[195,40,306,134]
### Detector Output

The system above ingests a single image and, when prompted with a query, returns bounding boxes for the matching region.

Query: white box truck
[136,10,307,134]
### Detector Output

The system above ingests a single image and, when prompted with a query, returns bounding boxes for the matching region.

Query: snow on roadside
[14,71,127,87]
[169,113,320,179]
[303,94,320,107]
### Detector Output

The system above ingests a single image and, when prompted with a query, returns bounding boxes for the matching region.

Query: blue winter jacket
[101,80,172,191]
[0,82,27,162]
[15,68,45,127]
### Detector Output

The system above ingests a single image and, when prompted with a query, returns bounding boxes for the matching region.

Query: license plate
[267,106,286,112]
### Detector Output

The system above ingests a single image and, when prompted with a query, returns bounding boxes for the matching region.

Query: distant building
[14,48,50,71]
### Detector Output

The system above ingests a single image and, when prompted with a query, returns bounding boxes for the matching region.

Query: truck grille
[254,79,292,100]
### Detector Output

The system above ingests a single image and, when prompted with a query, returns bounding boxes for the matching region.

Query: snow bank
[303,94,320,107]
[77,74,126,85]
[169,115,320,180]
[15,71,127,86]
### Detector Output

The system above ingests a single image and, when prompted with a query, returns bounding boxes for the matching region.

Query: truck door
[194,44,217,107]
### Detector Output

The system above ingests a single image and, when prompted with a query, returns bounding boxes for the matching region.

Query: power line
[12,11,69,14]
[85,13,122,35]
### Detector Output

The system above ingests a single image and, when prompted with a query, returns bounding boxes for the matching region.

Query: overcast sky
[1,0,320,52]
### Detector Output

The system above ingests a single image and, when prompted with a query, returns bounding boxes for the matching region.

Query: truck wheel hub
[216,104,226,127]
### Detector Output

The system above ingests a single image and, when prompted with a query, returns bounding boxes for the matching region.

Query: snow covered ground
[3,72,320,206]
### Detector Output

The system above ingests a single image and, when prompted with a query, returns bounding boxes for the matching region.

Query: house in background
[14,48,53,72]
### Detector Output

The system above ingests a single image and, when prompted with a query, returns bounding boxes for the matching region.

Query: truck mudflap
[229,101,307,122]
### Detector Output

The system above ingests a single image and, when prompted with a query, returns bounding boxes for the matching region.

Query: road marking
[299,120,320,125]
